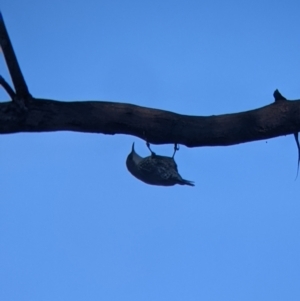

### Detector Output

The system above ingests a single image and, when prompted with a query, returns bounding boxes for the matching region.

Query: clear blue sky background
[0,1,300,300]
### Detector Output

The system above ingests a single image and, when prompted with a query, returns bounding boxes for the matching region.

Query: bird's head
[126,142,143,166]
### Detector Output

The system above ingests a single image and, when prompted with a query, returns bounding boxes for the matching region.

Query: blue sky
[0,0,300,300]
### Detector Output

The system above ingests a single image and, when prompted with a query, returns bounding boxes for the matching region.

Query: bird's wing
[152,155,178,171]
[139,156,180,181]
[139,157,157,173]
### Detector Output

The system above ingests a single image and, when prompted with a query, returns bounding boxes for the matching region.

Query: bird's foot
[172,143,180,158]
[146,142,156,156]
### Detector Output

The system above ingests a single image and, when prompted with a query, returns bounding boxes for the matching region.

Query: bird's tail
[180,179,195,186]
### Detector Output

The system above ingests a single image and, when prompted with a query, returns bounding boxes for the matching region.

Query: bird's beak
[132,142,135,152]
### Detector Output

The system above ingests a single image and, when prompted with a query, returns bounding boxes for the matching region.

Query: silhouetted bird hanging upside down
[126,142,194,187]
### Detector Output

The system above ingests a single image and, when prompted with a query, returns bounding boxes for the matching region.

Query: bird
[126,142,194,187]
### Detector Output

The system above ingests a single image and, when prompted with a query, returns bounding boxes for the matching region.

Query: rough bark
[0,94,300,147]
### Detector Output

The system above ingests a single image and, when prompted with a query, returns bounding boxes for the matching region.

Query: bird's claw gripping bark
[146,142,156,156]
[172,143,180,158]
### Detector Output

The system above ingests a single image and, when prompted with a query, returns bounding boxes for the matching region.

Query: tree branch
[0,12,299,149]
[0,11,31,105]
[0,95,300,147]
[0,75,16,99]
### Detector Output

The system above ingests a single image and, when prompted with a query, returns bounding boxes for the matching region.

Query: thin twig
[0,75,16,99]
[0,12,31,100]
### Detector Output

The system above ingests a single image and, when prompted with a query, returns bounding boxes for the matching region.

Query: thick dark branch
[0,96,300,147]
[0,13,299,148]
